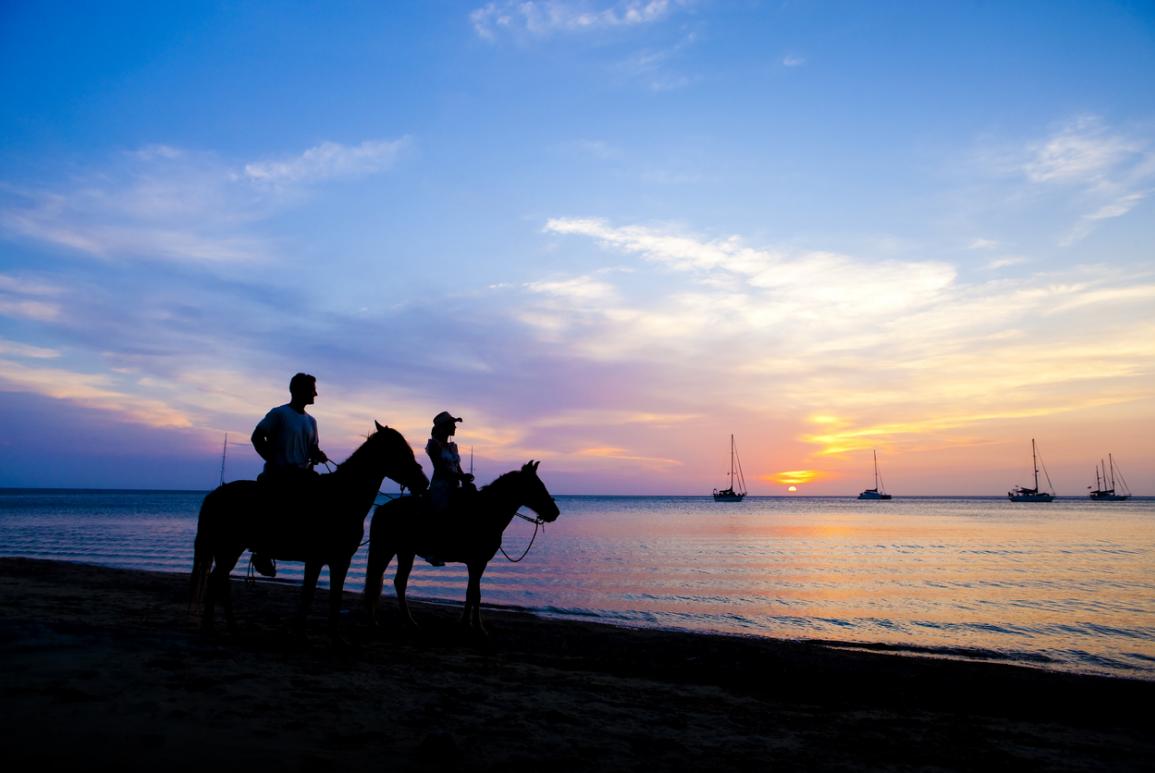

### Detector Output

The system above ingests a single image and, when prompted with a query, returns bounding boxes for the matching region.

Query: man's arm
[251,426,271,462]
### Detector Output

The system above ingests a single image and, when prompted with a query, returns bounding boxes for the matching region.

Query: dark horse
[362,460,560,634]
[190,422,428,636]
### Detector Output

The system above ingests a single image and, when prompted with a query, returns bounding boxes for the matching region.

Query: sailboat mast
[1032,438,1040,490]
[219,432,228,486]
[873,449,880,489]
[730,434,736,486]
[1108,454,1116,489]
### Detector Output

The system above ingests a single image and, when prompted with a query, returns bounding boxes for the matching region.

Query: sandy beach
[1,557,1152,771]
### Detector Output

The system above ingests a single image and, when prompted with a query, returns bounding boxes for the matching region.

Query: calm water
[2,489,1153,680]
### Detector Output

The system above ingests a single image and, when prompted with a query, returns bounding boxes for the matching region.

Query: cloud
[0,338,58,358]
[559,139,624,161]
[0,358,192,428]
[1022,115,1140,184]
[0,138,409,265]
[615,42,698,91]
[538,216,1155,465]
[471,0,678,40]
[985,255,1027,270]
[543,218,956,316]
[1010,115,1155,244]
[243,138,411,185]
[782,55,805,68]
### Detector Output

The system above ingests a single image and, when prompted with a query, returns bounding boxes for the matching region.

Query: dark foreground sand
[2,558,1152,772]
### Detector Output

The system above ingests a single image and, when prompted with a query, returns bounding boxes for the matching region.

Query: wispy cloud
[615,41,698,91]
[471,0,679,40]
[1022,115,1140,184]
[540,216,1155,466]
[1014,115,1154,244]
[243,138,411,185]
[0,139,409,264]
[782,55,805,68]
[558,139,623,161]
[0,358,192,428]
[0,338,58,358]
[0,273,63,321]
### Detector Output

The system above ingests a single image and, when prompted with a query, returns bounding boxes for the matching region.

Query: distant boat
[858,449,892,500]
[1008,438,1055,502]
[713,434,747,502]
[1089,454,1131,501]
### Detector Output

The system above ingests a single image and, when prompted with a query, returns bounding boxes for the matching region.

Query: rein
[500,511,546,563]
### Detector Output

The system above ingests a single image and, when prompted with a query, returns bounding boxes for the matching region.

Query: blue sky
[2,1,1154,494]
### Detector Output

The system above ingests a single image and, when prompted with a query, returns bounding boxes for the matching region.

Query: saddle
[416,485,478,566]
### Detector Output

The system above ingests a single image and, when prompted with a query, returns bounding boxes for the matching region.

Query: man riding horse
[249,372,329,577]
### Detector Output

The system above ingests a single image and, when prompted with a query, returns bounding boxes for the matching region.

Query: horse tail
[364,497,408,605]
[188,486,219,609]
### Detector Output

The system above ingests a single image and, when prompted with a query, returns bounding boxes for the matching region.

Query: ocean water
[2,489,1153,680]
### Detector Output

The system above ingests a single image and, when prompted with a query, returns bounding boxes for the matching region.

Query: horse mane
[479,468,522,494]
[339,426,405,472]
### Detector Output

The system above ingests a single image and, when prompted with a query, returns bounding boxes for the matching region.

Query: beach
[1,557,1152,771]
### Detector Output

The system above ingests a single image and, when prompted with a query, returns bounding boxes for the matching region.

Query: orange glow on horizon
[764,469,826,486]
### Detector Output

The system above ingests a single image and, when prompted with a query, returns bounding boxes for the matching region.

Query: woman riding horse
[363,460,559,635]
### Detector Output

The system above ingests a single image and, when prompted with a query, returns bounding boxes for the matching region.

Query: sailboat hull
[1089,492,1130,501]
[857,490,892,500]
[713,489,745,502]
[1008,490,1054,502]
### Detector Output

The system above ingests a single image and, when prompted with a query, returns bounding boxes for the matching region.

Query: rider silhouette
[423,411,475,566]
[426,411,474,512]
[249,372,329,577]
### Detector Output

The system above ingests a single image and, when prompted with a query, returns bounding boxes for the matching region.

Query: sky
[1,0,1153,495]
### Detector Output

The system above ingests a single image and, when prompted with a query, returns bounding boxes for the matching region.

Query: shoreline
[2,557,1153,770]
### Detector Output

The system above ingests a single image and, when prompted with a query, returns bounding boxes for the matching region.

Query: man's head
[289,373,317,406]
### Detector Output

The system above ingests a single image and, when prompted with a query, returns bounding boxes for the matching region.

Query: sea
[2,489,1153,680]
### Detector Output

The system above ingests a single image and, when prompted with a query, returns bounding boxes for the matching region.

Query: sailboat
[713,434,747,502]
[1088,454,1131,501]
[1008,438,1055,502]
[857,449,892,500]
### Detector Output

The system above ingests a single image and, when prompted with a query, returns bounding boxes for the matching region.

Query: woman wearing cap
[426,411,475,514]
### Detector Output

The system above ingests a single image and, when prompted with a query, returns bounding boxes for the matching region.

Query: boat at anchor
[1008,438,1055,502]
[1089,454,1131,501]
[857,449,892,500]
[713,434,747,502]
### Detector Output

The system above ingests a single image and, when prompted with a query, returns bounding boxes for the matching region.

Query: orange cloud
[762,469,826,486]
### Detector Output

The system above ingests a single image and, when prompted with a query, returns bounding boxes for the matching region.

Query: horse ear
[522,460,534,473]
[374,420,385,432]
[532,460,540,472]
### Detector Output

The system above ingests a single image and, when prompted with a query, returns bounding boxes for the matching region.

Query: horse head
[520,459,560,522]
[372,421,429,493]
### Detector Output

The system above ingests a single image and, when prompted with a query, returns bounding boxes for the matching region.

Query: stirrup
[252,554,277,578]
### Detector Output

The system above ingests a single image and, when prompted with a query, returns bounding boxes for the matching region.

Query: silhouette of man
[249,372,329,577]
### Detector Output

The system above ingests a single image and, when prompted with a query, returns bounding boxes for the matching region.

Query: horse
[362,460,560,635]
[190,421,428,638]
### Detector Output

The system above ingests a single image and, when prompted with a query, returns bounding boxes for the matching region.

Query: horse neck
[330,444,389,502]
[479,472,525,529]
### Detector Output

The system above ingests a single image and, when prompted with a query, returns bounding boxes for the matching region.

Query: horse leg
[362,541,396,627]
[394,552,418,628]
[462,562,487,635]
[327,559,350,642]
[295,560,323,634]
[207,549,243,634]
